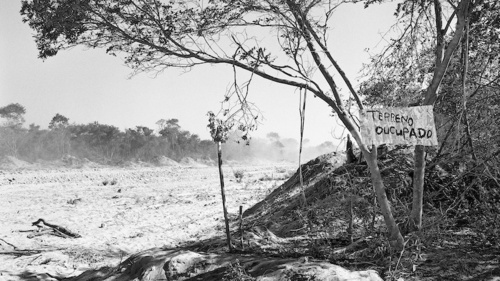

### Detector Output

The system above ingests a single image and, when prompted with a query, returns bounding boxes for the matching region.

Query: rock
[255,261,383,281]
[164,251,207,279]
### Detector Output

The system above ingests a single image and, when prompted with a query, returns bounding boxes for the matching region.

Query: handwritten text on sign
[360,106,438,146]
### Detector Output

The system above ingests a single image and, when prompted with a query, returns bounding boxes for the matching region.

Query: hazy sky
[0,1,397,146]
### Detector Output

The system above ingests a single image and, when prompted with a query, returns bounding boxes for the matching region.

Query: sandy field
[0,163,296,280]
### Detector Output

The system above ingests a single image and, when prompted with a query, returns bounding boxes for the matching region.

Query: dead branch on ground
[31,218,81,238]
[0,238,43,256]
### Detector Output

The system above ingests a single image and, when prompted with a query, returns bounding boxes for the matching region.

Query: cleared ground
[0,163,295,280]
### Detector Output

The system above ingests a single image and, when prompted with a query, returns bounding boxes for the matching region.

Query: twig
[290,226,307,232]
[394,241,407,272]
[332,236,370,254]
[27,254,42,265]
[0,250,42,256]
[28,229,56,239]
[0,238,18,250]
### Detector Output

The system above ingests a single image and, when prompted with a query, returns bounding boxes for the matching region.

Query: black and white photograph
[1,0,499,280]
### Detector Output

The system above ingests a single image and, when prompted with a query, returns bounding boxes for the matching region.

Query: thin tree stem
[298,87,307,206]
[217,141,232,252]
[461,14,477,162]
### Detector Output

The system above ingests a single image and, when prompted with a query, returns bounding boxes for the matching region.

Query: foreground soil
[0,163,295,280]
[1,154,499,281]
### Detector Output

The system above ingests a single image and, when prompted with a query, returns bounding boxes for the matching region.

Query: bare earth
[0,163,295,280]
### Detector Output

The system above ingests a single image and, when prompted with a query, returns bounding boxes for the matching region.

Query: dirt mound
[152,155,181,166]
[180,157,207,167]
[197,158,216,166]
[0,155,32,169]
[242,148,416,237]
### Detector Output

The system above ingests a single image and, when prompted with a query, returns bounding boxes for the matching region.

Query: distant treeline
[0,103,336,165]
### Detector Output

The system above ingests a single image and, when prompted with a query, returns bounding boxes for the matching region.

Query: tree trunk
[239,205,244,250]
[410,145,426,230]
[350,129,404,250]
[216,141,232,252]
[346,134,357,164]
[298,89,307,206]
[410,0,470,232]
[461,16,477,162]
[363,146,404,250]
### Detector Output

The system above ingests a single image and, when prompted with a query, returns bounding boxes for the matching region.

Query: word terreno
[365,110,414,126]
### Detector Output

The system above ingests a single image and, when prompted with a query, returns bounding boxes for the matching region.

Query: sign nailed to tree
[360,106,438,146]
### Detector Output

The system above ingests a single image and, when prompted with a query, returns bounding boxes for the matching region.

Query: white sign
[360,106,438,146]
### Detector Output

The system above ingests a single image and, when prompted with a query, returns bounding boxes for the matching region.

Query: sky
[0,1,397,146]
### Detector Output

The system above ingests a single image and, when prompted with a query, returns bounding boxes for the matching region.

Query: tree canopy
[49,113,70,129]
[20,0,360,122]
[0,103,26,127]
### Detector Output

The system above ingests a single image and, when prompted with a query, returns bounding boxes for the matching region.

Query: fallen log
[32,218,81,238]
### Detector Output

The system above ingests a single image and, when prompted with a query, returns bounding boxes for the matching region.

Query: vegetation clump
[234,170,245,183]
[222,260,256,281]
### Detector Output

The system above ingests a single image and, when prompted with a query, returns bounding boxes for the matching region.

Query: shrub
[234,170,245,183]
[222,260,255,281]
